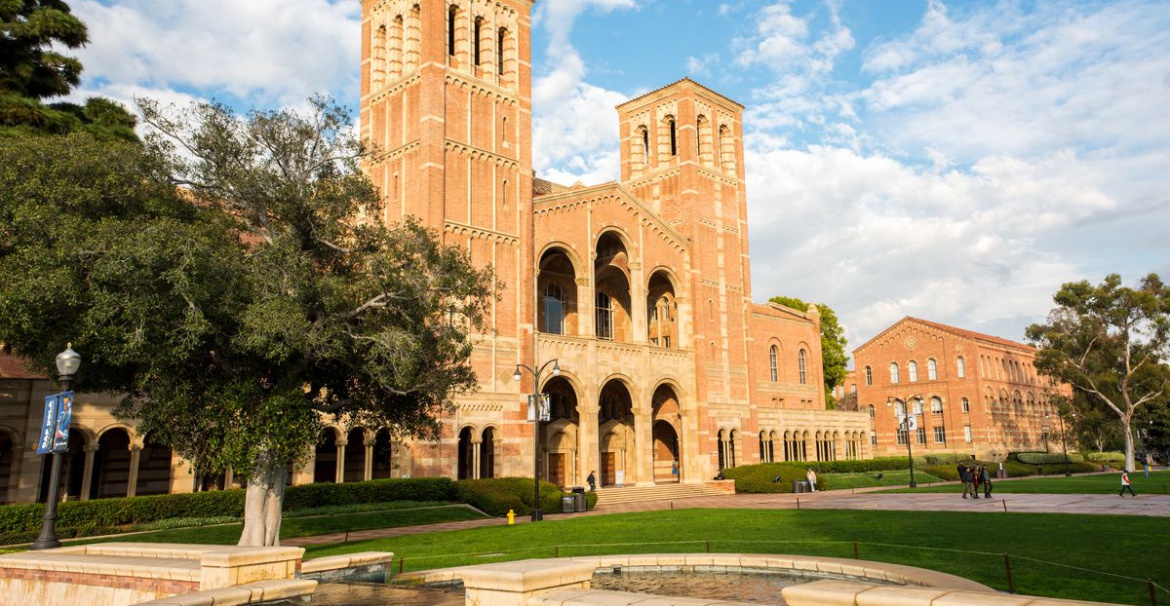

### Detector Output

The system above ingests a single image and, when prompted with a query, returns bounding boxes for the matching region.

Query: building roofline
[854,316,1035,354]
[616,77,745,111]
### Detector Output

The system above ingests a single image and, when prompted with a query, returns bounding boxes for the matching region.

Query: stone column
[629,262,646,343]
[471,437,482,479]
[79,444,97,501]
[126,445,142,498]
[575,277,592,337]
[633,405,653,485]
[335,440,348,483]
[576,403,599,487]
[364,441,375,482]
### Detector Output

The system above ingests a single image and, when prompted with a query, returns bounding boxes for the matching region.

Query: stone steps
[593,483,728,507]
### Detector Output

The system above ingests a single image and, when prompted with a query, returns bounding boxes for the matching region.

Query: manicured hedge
[453,477,595,516]
[722,463,817,493]
[0,489,246,544]
[281,477,456,511]
[1085,452,1125,464]
[1016,452,1085,465]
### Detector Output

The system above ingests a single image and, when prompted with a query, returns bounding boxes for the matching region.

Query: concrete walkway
[282,488,1170,547]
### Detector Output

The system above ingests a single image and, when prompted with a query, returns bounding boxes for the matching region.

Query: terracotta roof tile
[906,317,1035,351]
[0,352,45,380]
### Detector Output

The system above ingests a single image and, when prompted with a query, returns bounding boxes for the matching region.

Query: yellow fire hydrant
[507,509,515,525]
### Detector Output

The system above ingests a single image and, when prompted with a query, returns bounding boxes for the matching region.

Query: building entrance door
[601,452,616,486]
[548,453,565,487]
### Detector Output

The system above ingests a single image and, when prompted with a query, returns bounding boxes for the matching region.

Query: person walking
[806,468,818,492]
[980,465,993,498]
[587,470,596,492]
[1119,470,1135,497]
[960,465,973,499]
[970,464,982,498]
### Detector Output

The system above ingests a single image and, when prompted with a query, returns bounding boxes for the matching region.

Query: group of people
[958,462,993,499]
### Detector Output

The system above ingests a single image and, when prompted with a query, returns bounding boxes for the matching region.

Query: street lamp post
[888,396,920,488]
[30,345,81,551]
[513,359,561,522]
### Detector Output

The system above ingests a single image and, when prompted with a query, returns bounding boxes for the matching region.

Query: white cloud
[71,0,360,109]
[531,0,638,185]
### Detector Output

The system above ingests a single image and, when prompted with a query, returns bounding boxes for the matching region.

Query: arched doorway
[371,428,394,480]
[344,428,366,483]
[135,435,173,497]
[314,429,339,483]
[651,384,680,483]
[457,426,475,480]
[93,428,132,499]
[38,432,85,502]
[479,427,497,479]
[598,379,634,486]
[542,376,579,487]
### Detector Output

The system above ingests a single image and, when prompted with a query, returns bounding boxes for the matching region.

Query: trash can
[793,480,810,493]
[571,486,585,494]
[562,495,575,513]
[574,492,587,512]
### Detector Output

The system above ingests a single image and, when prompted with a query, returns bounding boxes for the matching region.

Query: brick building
[854,317,1063,460]
[0,0,869,504]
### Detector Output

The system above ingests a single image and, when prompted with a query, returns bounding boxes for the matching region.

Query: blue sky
[67,0,1170,355]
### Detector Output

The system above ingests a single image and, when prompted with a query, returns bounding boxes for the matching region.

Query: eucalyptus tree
[1026,274,1170,472]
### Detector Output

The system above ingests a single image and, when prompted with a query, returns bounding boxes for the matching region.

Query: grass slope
[305,508,1170,606]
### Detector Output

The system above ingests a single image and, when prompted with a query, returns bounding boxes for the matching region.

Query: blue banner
[36,392,74,455]
[53,391,73,453]
[36,395,56,455]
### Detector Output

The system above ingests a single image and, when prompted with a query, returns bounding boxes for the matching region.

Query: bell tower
[616,79,753,408]
[359,0,537,475]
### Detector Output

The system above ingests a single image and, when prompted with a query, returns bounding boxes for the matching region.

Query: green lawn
[70,503,488,546]
[876,469,1170,494]
[304,508,1170,606]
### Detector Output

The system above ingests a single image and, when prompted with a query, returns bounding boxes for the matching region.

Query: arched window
[668,117,678,156]
[908,360,918,382]
[542,283,565,335]
[497,27,507,75]
[927,358,938,380]
[961,397,970,413]
[595,292,613,340]
[913,398,924,415]
[798,349,808,384]
[890,362,899,384]
[473,17,483,66]
[447,5,458,57]
[865,366,872,385]
[868,405,875,418]
[893,401,905,417]
[769,345,779,382]
[931,396,943,414]
[957,356,966,378]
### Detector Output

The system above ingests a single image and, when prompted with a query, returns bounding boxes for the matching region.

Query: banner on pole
[36,391,74,455]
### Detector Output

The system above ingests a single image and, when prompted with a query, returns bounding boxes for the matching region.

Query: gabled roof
[855,316,1035,353]
[616,77,745,111]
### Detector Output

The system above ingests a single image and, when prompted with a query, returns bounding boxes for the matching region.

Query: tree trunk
[1122,418,1136,473]
[238,455,287,547]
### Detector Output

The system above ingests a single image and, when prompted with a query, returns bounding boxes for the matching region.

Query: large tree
[0,98,493,546]
[769,296,849,408]
[1026,274,1170,472]
[0,0,136,140]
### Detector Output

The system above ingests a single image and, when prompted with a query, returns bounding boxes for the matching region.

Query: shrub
[282,477,456,511]
[1085,452,1125,465]
[453,477,583,516]
[721,463,809,493]
[1017,452,1084,465]
[922,464,959,481]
